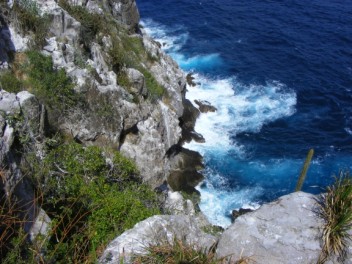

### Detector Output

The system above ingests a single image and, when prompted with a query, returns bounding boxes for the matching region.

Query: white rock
[217,192,324,264]
[29,208,51,242]
[165,191,195,215]
[100,215,217,264]
[0,91,20,114]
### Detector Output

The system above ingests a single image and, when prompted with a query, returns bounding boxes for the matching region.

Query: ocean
[137,0,352,227]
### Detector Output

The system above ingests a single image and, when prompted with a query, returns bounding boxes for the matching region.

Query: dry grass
[132,237,254,264]
[317,171,352,263]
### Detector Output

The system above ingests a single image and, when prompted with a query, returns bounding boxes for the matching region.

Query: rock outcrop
[216,192,352,264]
[100,215,217,264]
[99,191,352,263]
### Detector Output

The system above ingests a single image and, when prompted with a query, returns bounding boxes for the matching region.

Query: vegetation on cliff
[1,141,160,263]
[0,0,168,262]
[317,171,352,263]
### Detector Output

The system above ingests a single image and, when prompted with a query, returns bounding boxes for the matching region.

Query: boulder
[217,192,324,264]
[29,208,51,242]
[100,215,217,264]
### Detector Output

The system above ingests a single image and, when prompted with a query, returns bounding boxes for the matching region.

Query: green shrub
[139,68,165,101]
[317,171,352,263]
[24,142,160,263]
[58,0,101,32]
[24,51,79,111]
[0,71,23,93]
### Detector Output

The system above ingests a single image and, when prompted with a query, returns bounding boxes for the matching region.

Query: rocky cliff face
[0,0,206,251]
[0,0,200,189]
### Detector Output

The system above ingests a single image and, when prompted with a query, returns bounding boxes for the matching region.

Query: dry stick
[295,149,314,192]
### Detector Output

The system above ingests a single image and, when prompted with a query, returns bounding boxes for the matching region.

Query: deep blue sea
[137,0,352,227]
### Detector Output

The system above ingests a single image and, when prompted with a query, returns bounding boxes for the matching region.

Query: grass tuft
[317,171,352,263]
[132,237,254,264]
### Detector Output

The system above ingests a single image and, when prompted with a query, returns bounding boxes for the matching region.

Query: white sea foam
[184,74,297,152]
[141,19,188,53]
[142,19,298,227]
[196,180,263,227]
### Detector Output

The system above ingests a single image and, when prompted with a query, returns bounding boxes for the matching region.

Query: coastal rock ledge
[217,191,352,264]
[101,192,352,264]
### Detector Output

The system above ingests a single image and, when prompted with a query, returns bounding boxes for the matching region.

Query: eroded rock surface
[2,0,189,188]
[100,215,217,264]
[217,192,323,264]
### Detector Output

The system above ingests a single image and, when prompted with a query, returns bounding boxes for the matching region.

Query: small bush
[0,71,23,93]
[23,51,79,111]
[317,171,352,263]
[133,238,218,264]
[139,68,165,101]
[132,237,252,264]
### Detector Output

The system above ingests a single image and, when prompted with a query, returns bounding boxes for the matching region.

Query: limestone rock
[0,90,20,114]
[17,91,42,138]
[179,98,202,144]
[29,208,51,242]
[100,215,217,264]
[63,0,140,32]
[4,0,195,193]
[164,191,195,215]
[186,73,196,87]
[0,90,46,237]
[142,34,185,117]
[167,147,204,192]
[120,102,182,187]
[125,68,147,96]
[216,192,323,264]
[108,0,140,32]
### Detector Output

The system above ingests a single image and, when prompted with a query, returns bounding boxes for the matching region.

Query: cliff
[0,0,204,262]
[2,1,351,264]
